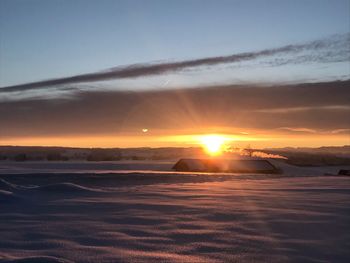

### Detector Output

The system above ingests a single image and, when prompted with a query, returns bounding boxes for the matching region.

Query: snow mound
[0,190,20,202]
[0,178,18,192]
[31,182,103,193]
[4,256,73,263]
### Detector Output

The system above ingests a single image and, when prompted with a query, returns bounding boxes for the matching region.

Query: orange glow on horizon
[0,130,348,148]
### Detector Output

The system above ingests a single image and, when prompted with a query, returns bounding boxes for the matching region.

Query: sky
[0,0,349,87]
[0,0,349,148]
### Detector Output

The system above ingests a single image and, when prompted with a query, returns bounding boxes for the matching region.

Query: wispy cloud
[330,128,350,135]
[277,127,317,134]
[253,105,350,113]
[1,33,348,93]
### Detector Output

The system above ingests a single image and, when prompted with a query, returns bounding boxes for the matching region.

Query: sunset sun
[200,135,226,156]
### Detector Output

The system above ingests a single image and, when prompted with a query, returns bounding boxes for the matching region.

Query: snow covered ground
[0,160,349,176]
[0,162,350,262]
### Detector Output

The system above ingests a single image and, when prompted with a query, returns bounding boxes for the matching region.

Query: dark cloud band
[0,80,349,137]
[1,33,348,93]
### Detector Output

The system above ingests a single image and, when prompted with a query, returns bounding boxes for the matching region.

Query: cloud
[253,105,350,113]
[277,127,317,134]
[0,80,349,138]
[0,33,348,93]
[330,129,350,135]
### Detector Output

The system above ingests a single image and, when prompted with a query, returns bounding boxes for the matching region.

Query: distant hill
[0,145,349,166]
[263,145,350,166]
[265,145,350,155]
[0,145,202,161]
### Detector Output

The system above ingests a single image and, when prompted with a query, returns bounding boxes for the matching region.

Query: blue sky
[0,0,349,88]
[0,0,349,147]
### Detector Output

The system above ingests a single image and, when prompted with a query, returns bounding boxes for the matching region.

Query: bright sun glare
[200,135,226,156]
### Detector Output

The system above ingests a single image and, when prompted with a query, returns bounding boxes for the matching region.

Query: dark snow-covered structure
[338,169,350,176]
[172,159,279,173]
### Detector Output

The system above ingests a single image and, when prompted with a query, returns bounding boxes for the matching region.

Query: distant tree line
[2,146,349,165]
[3,152,70,162]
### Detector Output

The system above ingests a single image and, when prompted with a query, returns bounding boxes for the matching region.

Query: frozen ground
[0,162,350,262]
